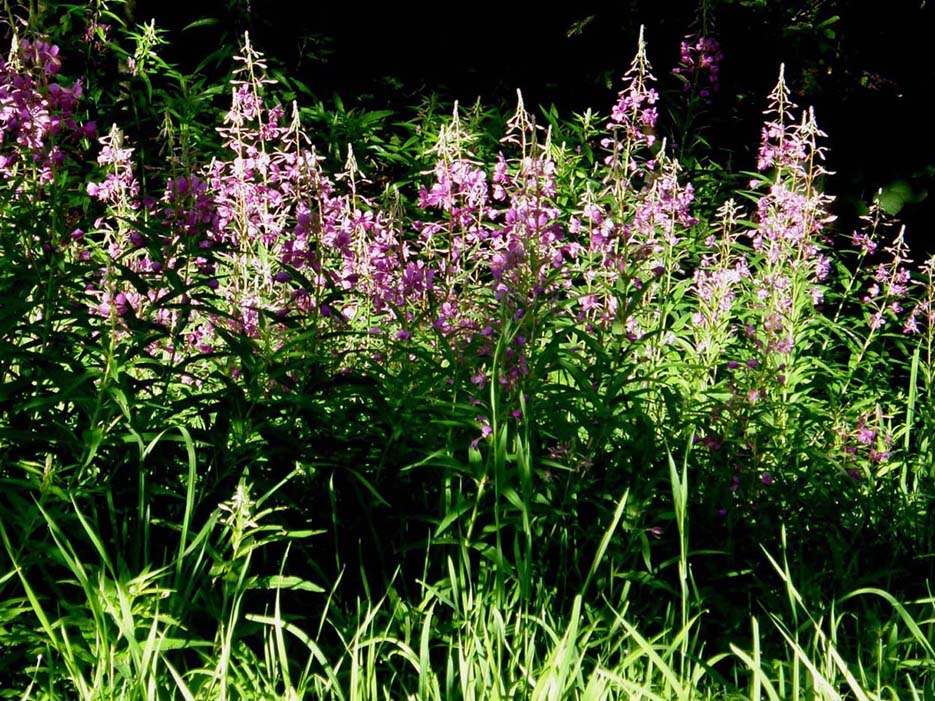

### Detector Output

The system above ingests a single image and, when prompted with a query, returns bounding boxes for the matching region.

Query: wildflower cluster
[0,36,95,193]
[575,32,697,341]
[415,100,579,396]
[841,411,893,470]
[672,35,723,100]
[690,68,842,517]
[9,26,928,514]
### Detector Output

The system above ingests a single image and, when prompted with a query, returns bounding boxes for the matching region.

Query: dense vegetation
[2,2,934,699]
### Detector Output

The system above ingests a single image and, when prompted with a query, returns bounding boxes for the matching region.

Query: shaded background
[135,0,935,254]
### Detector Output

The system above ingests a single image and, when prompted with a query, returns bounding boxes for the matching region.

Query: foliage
[1,3,935,699]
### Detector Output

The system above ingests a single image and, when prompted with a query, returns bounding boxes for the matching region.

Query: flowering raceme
[87,124,139,206]
[904,255,935,336]
[603,26,659,177]
[691,199,749,361]
[745,67,834,359]
[862,226,913,332]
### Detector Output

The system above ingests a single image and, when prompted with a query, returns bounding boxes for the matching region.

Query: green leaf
[245,575,325,593]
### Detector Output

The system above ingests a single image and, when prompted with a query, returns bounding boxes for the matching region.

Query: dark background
[135,0,935,254]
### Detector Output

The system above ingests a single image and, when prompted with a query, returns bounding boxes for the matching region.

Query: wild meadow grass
[2,4,935,699]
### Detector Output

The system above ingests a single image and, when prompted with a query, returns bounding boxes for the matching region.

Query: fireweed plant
[3,17,935,700]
